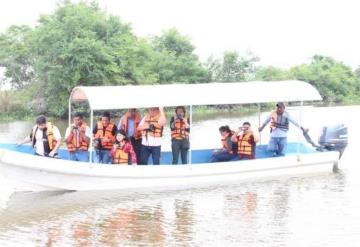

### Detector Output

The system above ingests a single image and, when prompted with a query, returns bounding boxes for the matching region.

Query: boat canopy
[70,80,322,110]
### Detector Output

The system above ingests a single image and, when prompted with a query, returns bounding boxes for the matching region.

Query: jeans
[171,139,189,164]
[130,137,142,164]
[94,149,111,164]
[69,150,89,162]
[140,145,161,165]
[210,150,235,162]
[267,137,287,156]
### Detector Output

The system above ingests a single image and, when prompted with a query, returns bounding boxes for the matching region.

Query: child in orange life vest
[210,125,237,162]
[110,130,137,165]
[231,122,258,160]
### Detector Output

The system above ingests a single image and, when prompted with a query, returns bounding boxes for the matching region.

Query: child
[110,130,137,165]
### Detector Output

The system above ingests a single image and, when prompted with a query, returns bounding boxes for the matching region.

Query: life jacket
[121,111,142,140]
[94,122,115,150]
[66,123,89,152]
[237,130,255,157]
[171,118,189,140]
[221,131,236,154]
[142,113,163,138]
[270,110,289,131]
[113,146,129,165]
[31,122,58,153]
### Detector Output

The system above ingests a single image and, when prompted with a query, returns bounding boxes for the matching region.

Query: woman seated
[231,122,258,160]
[110,130,137,165]
[210,125,237,162]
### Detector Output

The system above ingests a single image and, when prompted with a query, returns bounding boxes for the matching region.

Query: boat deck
[0,143,318,165]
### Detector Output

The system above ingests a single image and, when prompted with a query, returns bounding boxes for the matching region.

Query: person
[110,130,137,165]
[210,125,237,162]
[258,102,308,156]
[170,106,190,164]
[93,111,118,164]
[118,108,142,164]
[231,122,258,160]
[137,107,166,165]
[65,112,91,162]
[17,115,61,157]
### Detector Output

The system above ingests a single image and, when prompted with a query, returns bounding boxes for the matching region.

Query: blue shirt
[127,119,135,137]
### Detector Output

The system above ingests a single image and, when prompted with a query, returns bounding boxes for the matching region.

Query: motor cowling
[318,123,348,157]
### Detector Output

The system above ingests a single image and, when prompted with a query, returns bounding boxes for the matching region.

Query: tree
[206,51,259,82]
[290,55,360,104]
[255,66,291,81]
[151,28,209,83]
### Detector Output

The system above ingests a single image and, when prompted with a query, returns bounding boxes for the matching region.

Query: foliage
[290,55,360,104]
[206,51,259,82]
[255,66,291,81]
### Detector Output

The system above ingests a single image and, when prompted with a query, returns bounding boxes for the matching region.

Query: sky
[0,0,360,69]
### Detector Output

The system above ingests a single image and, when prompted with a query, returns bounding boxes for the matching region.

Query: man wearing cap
[258,102,307,156]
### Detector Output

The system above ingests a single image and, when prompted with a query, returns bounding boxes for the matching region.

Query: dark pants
[210,150,235,162]
[130,137,142,164]
[171,139,189,164]
[140,145,161,165]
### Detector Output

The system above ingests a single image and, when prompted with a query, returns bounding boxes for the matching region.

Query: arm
[258,114,271,132]
[118,116,124,130]
[157,107,166,127]
[287,112,306,130]
[17,135,31,146]
[225,137,233,152]
[49,126,62,157]
[231,130,240,143]
[170,116,175,130]
[124,143,137,164]
[137,117,148,131]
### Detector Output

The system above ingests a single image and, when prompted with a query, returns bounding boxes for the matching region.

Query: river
[0,105,359,247]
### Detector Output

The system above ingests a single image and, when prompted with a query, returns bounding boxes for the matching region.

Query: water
[0,105,359,246]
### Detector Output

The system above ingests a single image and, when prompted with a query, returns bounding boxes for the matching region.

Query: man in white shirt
[18,115,62,157]
[259,102,307,156]
[65,112,91,162]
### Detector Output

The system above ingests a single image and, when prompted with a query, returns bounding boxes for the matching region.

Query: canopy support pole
[257,103,261,145]
[68,97,72,126]
[188,105,193,169]
[89,109,94,164]
[296,101,304,161]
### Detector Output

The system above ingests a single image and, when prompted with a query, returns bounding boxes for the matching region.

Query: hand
[258,126,264,132]
[49,150,56,158]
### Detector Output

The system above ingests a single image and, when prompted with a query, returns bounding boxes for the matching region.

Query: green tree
[207,51,259,82]
[290,55,360,104]
[255,66,291,81]
[151,28,209,83]
[0,25,34,89]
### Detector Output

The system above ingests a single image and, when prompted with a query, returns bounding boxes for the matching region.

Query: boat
[0,80,348,192]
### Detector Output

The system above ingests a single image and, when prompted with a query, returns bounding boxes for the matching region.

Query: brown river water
[0,105,359,247]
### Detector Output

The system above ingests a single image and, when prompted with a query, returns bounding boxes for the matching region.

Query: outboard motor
[317,123,348,158]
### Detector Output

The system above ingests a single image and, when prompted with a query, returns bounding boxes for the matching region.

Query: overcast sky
[1,0,360,68]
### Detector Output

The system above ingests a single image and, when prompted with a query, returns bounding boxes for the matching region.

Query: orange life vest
[171,118,189,140]
[121,111,141,140]
[31,122,57,151]
[270,110,289,131]
[113,147,129,164]
[67,123,89,152]
[142,113,163,138]
[94,122,115,150]
[237,130,255,157]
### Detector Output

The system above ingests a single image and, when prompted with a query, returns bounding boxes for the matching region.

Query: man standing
[118,109,142,164]
[18,115,62,157]
[65,112,91,162]
[258,102,307,156]
[138,107,166,165]
[93,111,117,164]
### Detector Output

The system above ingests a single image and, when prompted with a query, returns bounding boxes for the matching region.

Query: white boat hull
[0,148,340,192]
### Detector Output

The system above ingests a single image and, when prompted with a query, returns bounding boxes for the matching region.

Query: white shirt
[139,117,163,147]
[34,126,61,155]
